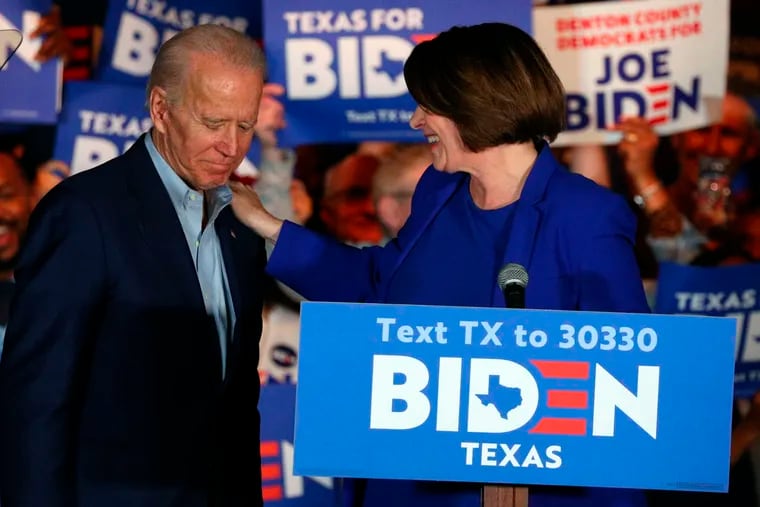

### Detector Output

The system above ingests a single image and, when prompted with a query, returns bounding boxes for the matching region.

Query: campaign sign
[260,384,334,506]
[53,81,152,174]
[53,80,261,176]
[0,0,62,124]
[655,262,760,399]
[263,0,532,146]
[534,0,729,146]
[97,0,262,86]
[295,302,735,492]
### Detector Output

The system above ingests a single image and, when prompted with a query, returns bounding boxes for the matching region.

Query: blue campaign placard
[97,0,262,86]
[260,383,334,506]
[263,0,532,145]
[655,261,760,399]
[0,0,62,124]
[53,81,152,174]
[53,80,262,175]
[295,302,735,492]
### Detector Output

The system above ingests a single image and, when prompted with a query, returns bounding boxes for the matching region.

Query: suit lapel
[495,145,558,304]
[216,207,253,382]
[386,171,467,283]
[124,135,207,314]
[215,207,244,330]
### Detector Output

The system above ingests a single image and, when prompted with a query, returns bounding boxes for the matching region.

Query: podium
[483,485,528,507]
[292,302,736,503]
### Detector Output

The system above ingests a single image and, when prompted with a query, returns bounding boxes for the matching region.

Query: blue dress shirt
[145,133,235,378]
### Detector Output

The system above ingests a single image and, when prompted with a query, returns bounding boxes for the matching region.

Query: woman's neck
[463,142,540,210]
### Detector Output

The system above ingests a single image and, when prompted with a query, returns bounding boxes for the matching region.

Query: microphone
[498,263,528,309]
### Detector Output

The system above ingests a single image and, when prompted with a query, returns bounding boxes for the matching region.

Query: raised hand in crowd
[612,116,660,186]
[610,116,668,213]
[609,117,689,245]
[255,82,287,156]
[29,4,72,63]
[245,82,306,230]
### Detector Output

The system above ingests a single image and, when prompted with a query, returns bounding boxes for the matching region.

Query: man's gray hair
[146,24,266,106]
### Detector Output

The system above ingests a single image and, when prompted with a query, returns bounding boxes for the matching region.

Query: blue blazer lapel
[495,144,558,305]
[387,169,467,282]
[124,135,207,314]
[215,207,247,382]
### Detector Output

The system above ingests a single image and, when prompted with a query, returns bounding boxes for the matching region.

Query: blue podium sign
[295,302,735,492]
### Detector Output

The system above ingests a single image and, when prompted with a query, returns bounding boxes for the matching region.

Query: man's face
[0,154,31,266]
[320,155,383,245]
[673,94,758,184]
[151,53,264,190]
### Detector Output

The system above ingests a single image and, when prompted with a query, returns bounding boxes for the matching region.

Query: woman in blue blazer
[233,22,649,507]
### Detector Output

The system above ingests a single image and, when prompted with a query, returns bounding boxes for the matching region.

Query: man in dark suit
[0,24,267,507]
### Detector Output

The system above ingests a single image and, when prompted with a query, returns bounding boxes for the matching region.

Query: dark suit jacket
[0,137,266,507]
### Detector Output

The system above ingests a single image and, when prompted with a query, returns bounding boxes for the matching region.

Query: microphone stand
[482,484,528,507]
[484,266,529,507]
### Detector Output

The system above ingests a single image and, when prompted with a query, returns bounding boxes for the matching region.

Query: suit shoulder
[546,168,630,215]
[62,156,128,194]
[37,155,132,216]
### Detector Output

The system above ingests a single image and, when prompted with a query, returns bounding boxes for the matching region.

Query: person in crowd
[611,93,759,264]
[319,152,384,246]
[0,147,68,356]
[0,24,268,507]
[250,82,313,384]
[29,4,73,64]
[619,95,760,506]
[230,22,649,507]
[0,153,33,283]
[372,142,430,240]
[0,152,35,355]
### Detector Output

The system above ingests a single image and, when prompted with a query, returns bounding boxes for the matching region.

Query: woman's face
[409,106,468,173]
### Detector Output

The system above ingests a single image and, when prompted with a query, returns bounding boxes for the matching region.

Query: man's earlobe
[149,88,169,133]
